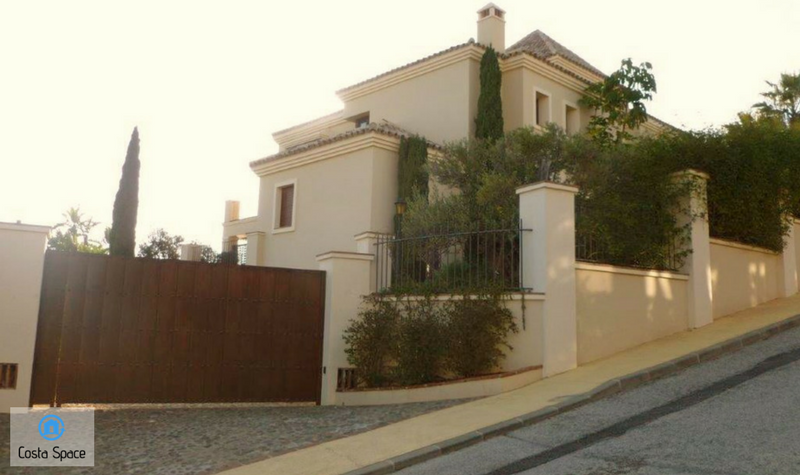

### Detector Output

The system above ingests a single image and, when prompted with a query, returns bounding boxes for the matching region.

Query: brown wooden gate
[30,251,325,405]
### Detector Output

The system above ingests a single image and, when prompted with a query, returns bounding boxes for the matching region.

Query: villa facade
[222,3,668,270]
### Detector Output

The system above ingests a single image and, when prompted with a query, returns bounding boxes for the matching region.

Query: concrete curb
[343,313,800,475]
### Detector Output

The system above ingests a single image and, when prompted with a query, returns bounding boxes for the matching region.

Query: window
[354,114,370,129]
[535,91,551,126]
[273,180,297,233]
[565,104,579,135]
[279,185,294,228]
[0,363,18,389]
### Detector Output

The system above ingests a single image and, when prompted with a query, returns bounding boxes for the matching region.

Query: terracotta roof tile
[507,30,606,79]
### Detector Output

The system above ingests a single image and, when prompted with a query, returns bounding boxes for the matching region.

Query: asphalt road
[398,325,800,475]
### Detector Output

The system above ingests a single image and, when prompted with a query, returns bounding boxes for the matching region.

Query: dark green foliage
[671,116,800,251]
[397,135,429,201]
[421,125,573,230]
[110,127,141,257]
[415,125,693,270]
[392,297,448,385]
[137,228,184,259]
[580,58,657,146]
[475,47,504,142]
[343,294,518,387]
[343,295,400,387]
[570,135,692,270]
[444,295,517,378]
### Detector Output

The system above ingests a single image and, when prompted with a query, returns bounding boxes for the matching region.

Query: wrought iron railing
[374,222,531,294]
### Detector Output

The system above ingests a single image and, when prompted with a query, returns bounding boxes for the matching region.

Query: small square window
[0,363,18,389]
[355,115,370,129]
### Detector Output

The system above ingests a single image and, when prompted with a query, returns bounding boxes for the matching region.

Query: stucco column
[224,200,240,223]
[179,244,203,261]
[245,232,266,266]
[673,169,713,329]
[780,221,798,297]
[316,251,373,405]
[0,222,50,413]
[517,182,579,377]
[355,231,386,293]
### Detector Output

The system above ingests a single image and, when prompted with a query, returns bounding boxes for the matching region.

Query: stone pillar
[673,169,713,329]
[179,244,203,262]
[245,231,266,266]
[0,222,50,413]
[316,251,374,405]
[517,182,579,377]
[354,231,382,293]
[780,221,798,297]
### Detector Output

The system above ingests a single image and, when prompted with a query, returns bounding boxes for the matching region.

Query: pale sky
[1,0,798,251]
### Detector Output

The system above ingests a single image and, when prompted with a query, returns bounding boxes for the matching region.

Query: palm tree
[59,207,98,246]
[753,72,800,127]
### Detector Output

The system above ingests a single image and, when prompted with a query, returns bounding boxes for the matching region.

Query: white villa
[221,4,669,269]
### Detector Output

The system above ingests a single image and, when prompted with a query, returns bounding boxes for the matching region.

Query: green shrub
[392,297,448,385]
[444,295,517,378]
[343,295,399,387]
[344,294,518,387]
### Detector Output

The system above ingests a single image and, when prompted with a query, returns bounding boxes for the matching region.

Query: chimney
[477,3,506,53]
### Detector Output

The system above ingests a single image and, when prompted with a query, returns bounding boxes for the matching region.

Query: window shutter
[280,185,294,228]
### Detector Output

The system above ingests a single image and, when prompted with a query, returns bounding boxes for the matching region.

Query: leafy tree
[753,72,800,127]
[580,58,657,146]
[137,229,184,259]
[198,245,219,263]
[47,207,106,254]
[109,127,141,257]
[475,46,504,142]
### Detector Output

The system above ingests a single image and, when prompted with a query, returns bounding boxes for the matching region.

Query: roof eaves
[336,41,476,96]
[250,122,442,169]
[272,110,344,137]
[500,48,595,85]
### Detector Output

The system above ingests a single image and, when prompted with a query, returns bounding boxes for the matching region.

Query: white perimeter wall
[0,223,49,413]
[576,263,689,365]
[710,238,781,320]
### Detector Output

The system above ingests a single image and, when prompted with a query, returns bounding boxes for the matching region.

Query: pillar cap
[516,181,579,195]
[316,251,375,263]
[353,231,385,241]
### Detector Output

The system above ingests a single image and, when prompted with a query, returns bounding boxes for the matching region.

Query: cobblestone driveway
[0,400,470,475]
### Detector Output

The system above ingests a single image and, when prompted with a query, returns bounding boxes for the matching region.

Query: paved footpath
[219,293,800,475]
[0,400,468,475]
[398,323,800,475]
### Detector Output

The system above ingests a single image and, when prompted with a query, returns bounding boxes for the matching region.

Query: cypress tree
[475,47,504,142]
[109,127,141,257]
[397,135,429,200]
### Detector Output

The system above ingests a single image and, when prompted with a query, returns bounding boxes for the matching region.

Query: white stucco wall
[257,145,399,270]
[576,263,689,365]
[0,222,50,413]
[343,57,478,144]
[502,67,590,133]
[710,238,781,319]
[500,295,543,371]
